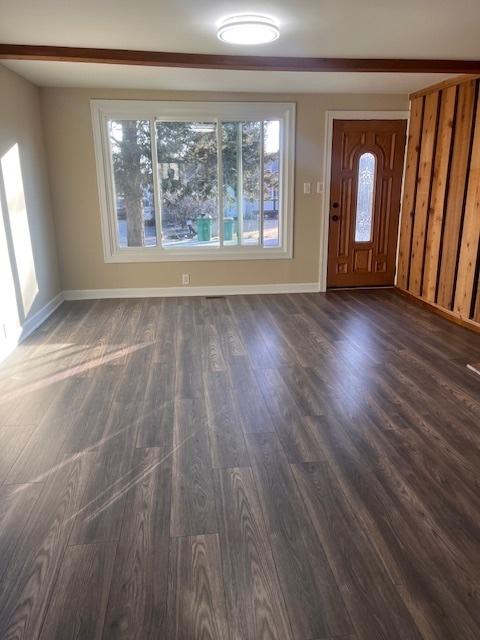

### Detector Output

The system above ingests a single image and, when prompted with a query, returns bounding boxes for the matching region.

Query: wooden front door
[327,119,407,288]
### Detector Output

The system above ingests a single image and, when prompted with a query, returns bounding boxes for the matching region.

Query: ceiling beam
[1,44,480,74]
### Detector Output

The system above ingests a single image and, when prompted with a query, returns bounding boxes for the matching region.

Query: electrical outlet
[182,273,190,285]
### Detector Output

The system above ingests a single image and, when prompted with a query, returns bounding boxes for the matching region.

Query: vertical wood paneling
[409,92,439,295]
[422,86,457,301]
[397,97,424,289]
[398,77,480,331]
[437,81,476,309]
[454,98,480,317]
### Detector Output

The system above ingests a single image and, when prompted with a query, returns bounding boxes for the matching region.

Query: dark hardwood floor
[0,289,479,640]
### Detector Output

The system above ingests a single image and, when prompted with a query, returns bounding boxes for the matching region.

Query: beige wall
[40,87,408,291]
[0,64,60,353]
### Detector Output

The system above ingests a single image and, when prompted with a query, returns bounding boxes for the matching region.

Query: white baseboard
[0,292,64,364]
[63,282,320,300]
[20,292,65,339]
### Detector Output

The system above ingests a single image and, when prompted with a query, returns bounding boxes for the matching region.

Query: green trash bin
[196,216,212,242]
[223,217,235,241]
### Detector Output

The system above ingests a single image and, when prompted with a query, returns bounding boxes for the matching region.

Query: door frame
[320,110,410,291]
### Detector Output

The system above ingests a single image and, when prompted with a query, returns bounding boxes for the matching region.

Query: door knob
[331,214,340,222]
[332,202,339,209]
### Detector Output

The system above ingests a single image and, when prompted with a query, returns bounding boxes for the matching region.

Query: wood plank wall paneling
[422,86,457,301]
[436,81,477,309]
[397,77,480,331]
[409,92,439,295]
[397,97,424,290]
[454,100,480,317]
[475,282,480,321]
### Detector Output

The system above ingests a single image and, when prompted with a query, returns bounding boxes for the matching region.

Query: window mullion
[259,122,264,247]
[217,118,224,247]
[104,116,120,255]
[278,119,284,249]
[150,118,163,250]
[237,123,243,245]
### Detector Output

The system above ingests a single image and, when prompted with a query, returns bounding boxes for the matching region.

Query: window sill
[104,246,293,263]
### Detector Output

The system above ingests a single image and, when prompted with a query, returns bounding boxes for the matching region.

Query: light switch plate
[303,182,311,194]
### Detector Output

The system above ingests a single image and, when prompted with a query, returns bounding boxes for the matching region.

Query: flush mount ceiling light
[217,14,280,45]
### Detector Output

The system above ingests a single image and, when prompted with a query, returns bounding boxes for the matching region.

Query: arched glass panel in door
[355,152,376,242]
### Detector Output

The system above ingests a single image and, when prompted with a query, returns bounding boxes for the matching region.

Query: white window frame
[91,100,295,263]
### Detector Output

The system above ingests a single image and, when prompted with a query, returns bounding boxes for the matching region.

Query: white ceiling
[0,0,477,93]
[1,62,454,94]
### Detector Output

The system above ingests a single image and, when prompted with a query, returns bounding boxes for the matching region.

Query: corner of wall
[0,63,63,360]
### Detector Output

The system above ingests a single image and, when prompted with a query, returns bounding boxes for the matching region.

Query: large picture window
[91,100,295,262]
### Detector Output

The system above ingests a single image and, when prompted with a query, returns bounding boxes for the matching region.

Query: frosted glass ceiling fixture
[217,15,280,45]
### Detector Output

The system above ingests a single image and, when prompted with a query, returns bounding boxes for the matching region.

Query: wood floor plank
[0,301,92,399]
[246,432,353,639]
[102,448,172,639]
[204,370,249,469]
[360,408,480,581]
[0,377,62,428]
[200,321,228,373]
[0,452,95,640]
[226,356,275,434]
[254,367,324,462]
[39,542,116,640]
[0,483,42,585]
[170,399,217,537]
[6,377,93,484]
[121,299,157,371]
[175,299,205,400]
[291,461,423,640]
[135,362,176,451]
[63,367,123,454]
[151,297,177,364]
[206,297,246,363]
[245,296,303,368]
[308,412,480,639]
[327,401,480,584]
[167,534,229,640]
[214,466,294,640]
[226,296,277,370]
[69,430,134,545]
[0,425,35,485]
[276,365,326,416]
[397,579,480,640]
[293,293,348,343]
[100,299,142,369]
[262,295,336,368]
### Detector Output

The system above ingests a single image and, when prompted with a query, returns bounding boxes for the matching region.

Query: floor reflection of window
[355,152,376,243]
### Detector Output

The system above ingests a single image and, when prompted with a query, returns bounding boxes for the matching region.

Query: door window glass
[355,152,376,242]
